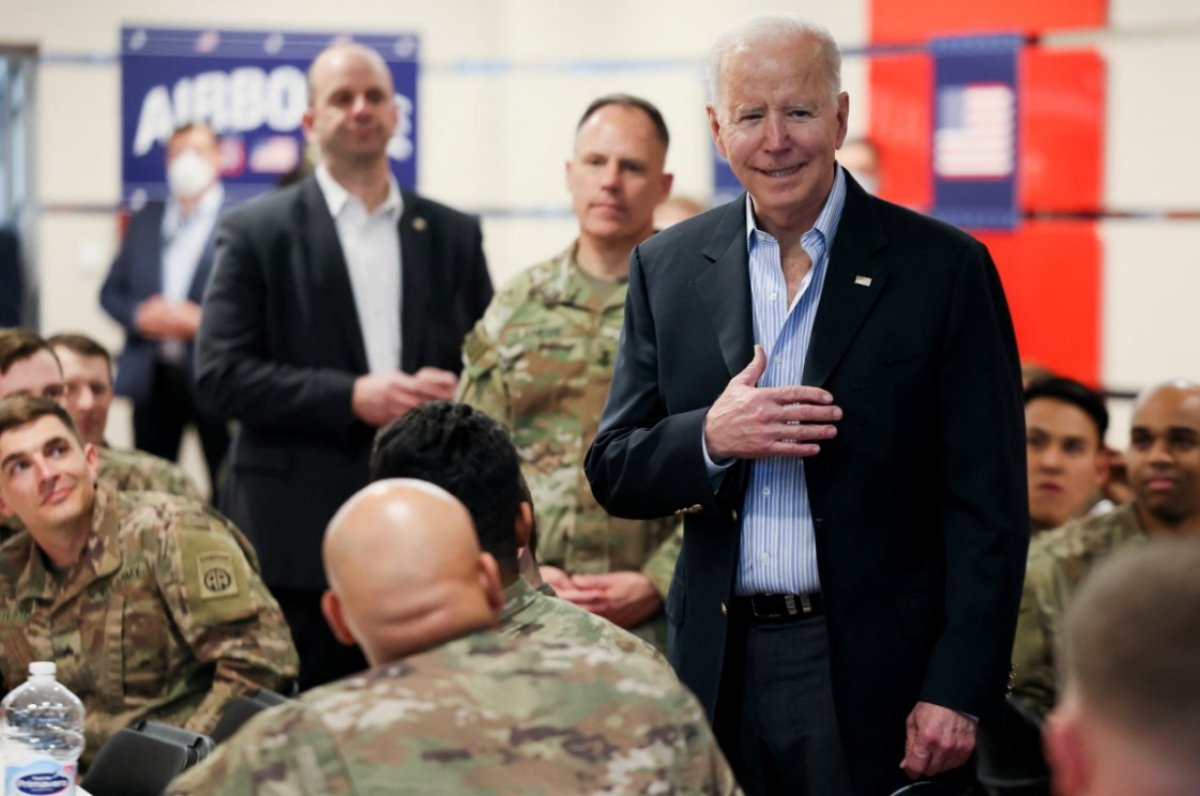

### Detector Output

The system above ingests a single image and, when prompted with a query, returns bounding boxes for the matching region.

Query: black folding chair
[210,687,292,745]
[81,722,214,796]
[975,696,1051,794]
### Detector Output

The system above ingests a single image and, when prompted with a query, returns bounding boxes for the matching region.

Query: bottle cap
[29,661,57,677]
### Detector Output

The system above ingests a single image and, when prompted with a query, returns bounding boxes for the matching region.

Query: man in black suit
[100,123,230,496]
[585,16,1028,795]
[195,43,492,689]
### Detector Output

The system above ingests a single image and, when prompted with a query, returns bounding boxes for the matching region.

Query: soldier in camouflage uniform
[459,95,679,650]
[0,396,298,765]
[169,479,737,794]
[1011,380,1200,718]
[49,333,204,500]
[371,401,664,661]
[0,330,202,541]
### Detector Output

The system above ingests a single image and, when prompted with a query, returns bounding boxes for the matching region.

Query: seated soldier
[168,479,737,794]
[1024,377,1110,534]
[0,395,298,765]
[1044,540,1200,795]
[1012,380,1200,717]
[370,400,663,658]
[47,332,204,498]
[1,329,201,541]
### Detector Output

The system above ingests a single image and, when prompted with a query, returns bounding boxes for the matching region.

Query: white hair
[705,15,842,112]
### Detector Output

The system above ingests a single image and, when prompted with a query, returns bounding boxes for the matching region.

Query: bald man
[195,42,492,688]
[1012,380,1200,718]
[169,480,739,794]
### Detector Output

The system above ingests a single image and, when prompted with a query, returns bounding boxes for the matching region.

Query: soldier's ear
[477,552,504,614]
[513,502,533,551]
[320,589,357,646]
[1044,697,1091,795]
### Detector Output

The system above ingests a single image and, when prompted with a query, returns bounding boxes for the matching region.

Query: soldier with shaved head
[169,479,739,794]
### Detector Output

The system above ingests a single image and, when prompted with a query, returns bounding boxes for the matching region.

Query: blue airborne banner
[121,27,419,207]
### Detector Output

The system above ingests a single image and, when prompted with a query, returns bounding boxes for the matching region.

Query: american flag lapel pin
[854,275,872,287]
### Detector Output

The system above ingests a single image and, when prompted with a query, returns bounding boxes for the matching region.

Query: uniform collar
[499,576,541,624]
[12,483,122,607]
[531,240,627,311]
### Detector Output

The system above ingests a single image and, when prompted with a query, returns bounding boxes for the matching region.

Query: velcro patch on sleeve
[197,551,240,600]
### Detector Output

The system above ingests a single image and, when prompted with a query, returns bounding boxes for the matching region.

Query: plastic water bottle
[2,662,85,796]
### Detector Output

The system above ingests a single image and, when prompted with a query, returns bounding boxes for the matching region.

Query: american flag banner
[935,83,1016,179]
[931,35,1021,230]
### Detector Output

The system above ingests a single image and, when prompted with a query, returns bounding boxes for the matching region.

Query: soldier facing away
[370,400,665,660]
[0,395,298,765]
[168,479,738,795]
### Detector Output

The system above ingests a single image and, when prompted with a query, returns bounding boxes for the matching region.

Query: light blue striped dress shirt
[733,167,846,596]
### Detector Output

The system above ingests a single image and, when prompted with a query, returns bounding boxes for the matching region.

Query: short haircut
[577,94,670,149]
[0,328,56,377]
[306,43,392,107]
[1059,540,1200,773]
[0,394,82,446]
[370,402,522,571]
[46,332,113,373]
[1024,376,1109,442]
[706,15,842,110]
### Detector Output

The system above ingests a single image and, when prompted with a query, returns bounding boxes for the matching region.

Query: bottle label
[4,760,76,796]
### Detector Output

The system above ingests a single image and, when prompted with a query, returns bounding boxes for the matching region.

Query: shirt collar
[315,164,403,220]
[745,163,847,248]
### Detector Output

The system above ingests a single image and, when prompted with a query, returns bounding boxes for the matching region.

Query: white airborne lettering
[131,64,308,156]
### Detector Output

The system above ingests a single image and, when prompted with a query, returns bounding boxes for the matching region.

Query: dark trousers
[272,587,368,692]
[133,360,230,502]
[714,610,855,796]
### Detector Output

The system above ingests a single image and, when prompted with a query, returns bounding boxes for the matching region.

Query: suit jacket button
[731,509,739,522]
[720,602,727,616]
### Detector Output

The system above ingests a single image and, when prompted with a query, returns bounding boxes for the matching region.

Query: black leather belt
[732,592,824,621]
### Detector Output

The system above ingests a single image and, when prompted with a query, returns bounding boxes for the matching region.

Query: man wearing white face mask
[100,123,230,501]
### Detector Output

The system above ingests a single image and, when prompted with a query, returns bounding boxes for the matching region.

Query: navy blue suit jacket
[99,200,219,405]
[586,175,1029,794]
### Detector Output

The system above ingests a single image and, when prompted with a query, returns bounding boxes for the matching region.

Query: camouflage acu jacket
[500,578,665,663]
[1011,502,1146,717]
[0,484,298,764]
[98,445,203,501]
[167,629,740,795]
[458,243,681,648]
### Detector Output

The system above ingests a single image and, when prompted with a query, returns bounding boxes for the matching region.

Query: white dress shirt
[314,165,404,374]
